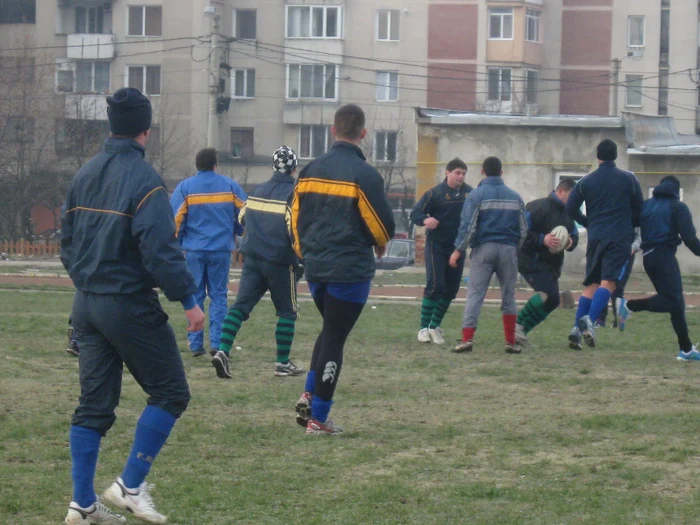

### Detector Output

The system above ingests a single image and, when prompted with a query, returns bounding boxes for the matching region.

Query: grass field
[3,289,700,524]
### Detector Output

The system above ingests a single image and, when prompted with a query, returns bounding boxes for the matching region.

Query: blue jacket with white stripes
[454,176,527,252]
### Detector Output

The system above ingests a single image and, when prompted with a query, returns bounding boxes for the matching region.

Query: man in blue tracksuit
[620,176,700,360]
[171,149,247,356]
[450,156,528,354]
[566,139,644,349]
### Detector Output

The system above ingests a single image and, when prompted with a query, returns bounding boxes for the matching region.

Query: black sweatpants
[626,249,692,352]
[522,269,561,311]
[599,253,636,323]
[424,238,464,301]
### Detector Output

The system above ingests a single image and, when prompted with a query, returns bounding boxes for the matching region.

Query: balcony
[67,33,115,60]
[65,94,109,120]
[283,100,340,125]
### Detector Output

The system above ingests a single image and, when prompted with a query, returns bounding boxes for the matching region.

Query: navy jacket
[454,176,527,251]
[410,180,473,245]
[292,141,395,283]
[566,161,643,243]
[238,171,297,265]
[519,192,579,279]
[640,180,700,256]
[60,138,196,308]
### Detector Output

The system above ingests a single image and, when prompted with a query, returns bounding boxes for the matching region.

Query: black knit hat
[106,87,152,137]
[596,139,618,161]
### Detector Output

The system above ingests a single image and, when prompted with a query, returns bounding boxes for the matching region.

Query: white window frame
[374,130,399,162]
[285,5,342,39]
[231,68,255,98]
[75,6,105,34]
[126,65,161,95]
[232,9,256,40]
[298,125,332,159]
[526,69,539,104]
[376,9,400,41]
[376,71,398,101]
[75,61,110,93]
[286,64,338,100]
[487,68,512,102]
[525,9,540,43]
[628,15,645,47]
[489,7,513,40]
[127,5,162,37]
[625,74,643,107]
[56,69,74,93]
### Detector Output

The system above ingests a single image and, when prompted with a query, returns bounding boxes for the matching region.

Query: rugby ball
[549,225,569,254]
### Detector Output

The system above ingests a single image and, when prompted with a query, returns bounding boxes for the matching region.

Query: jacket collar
[332,141,366,160]
[195,170,218,177]
[103,137,145,158]
[441,179,469,193]
[600,161,616,168]
[478,176,504,187]
[548,191,565,208]
[272,170,295,183]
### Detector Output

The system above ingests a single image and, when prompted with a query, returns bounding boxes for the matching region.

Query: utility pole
[205,6,221,148]
[611,58,621,117]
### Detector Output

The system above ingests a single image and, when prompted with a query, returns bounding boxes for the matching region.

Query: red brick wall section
[559,69,611,115]
[427,63,477,111]
[428,4,478,60]
[560,10,612,67]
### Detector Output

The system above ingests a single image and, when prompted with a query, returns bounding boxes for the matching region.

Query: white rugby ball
[549,225,569,254]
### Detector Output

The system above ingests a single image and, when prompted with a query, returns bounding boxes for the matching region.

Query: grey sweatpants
[462,242,518,329]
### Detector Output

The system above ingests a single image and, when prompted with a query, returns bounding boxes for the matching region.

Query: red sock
[503,314,516,344]
[462,327,475,342]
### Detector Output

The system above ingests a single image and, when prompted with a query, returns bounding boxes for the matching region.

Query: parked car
[375,239,415,270]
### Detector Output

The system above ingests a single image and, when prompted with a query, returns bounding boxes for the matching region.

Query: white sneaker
[417,328,431,343]
[515,324,528,346]
[103,478,167,524]
[428,327,445,344]
[65,498,126,524]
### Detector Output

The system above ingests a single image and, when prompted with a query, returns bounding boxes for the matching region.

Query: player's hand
[449,250,462,268]
[376,245,386,259]
[185,305,205,332]
[424,217,439,230]
[544,234,561,250]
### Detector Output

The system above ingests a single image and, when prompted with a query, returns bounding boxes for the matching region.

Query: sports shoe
[505,343,522,354]
[65,498,126,524]
[305,418,343,436]
[595,318,606,328]
[295,391,312,428]
[103,478,166,524]
[452,340,473,353]
[515,324,528,346]
[275,359,305,377]
[66,327,80,357]
[677,346,700,361]
[190,349,206,357]
[417,328,431,343]
[615,298,631,332]
[211,350,232,379]
[578,315,596,348]
[428,327,445,345]
[568,326,582,351]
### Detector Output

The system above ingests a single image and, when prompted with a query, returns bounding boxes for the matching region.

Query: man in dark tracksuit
[211,146,306,379]
[597,228,640,329]
[566,139,643,349]
[516,178,579,346]
[61,88,204,525]
[410,158,472,345]
[620,176,700,360]
[292,104,395,435]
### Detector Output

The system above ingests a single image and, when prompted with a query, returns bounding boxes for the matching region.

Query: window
[526,70,539,104]
[75,61,109,93]
[6,117,34,142]
[375,131,398,162]
[628,16,645,47]
[234,9,256,39]
[56,70,74,92]
[489,7,513,39]
[0,0,35,24]
[286,6,341,38]
[232,69,255,98]
[376,71,398,101]
[230,128,254,158]
[376,10,399,41]
[526,9,540,42]
[625,74,643,107]
[128,65,161,95]
[487,68,512,101]
[55,118,109,154]
[76,6,104,34]
[287,64,337,99]
[128,6,162,36]
[299,125,332,158]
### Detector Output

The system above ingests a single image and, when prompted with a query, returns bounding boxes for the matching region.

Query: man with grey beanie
[61,87,204,524]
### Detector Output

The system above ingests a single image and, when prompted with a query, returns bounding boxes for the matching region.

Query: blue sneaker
[578,315,596,348]
[615,298,631,332]
[677,346,700,361]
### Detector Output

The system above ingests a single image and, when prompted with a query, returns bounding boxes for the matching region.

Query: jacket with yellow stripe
[237,171,297,265]
[171,170,247,252]
[291,141,396,282]
[60,138,196,304]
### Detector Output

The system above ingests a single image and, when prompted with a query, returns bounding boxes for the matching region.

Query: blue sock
[311,398,333,423]
[588,288,612,325]
[304,370,316,394]
[121,406,177,489]
[70,425,102,508]
[575,296,592,324]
